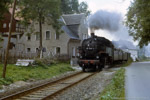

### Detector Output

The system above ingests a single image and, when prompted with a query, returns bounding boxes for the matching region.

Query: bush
[53,54,70,63]
[0,77,13,85]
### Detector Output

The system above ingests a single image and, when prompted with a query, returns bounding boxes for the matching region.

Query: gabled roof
[61,14,86,40]
[62,26,79,40]
[62,14,85,25]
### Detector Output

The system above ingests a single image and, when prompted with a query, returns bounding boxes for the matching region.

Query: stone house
[16,13,88,58]
[0,9,25,54]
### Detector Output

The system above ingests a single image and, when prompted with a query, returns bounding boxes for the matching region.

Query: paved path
[125,61,150,100]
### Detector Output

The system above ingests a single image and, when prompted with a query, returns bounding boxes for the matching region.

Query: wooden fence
[0,50,38,64]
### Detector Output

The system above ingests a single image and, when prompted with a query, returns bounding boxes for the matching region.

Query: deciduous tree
[0,0,11,21]
[18,0,62,57]
[125,0,150,47]
[61,0,90,16]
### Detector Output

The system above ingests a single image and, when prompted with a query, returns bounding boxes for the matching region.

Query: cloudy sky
[79,0,133,42]
[78,0,150,56]
[79,0,131,15]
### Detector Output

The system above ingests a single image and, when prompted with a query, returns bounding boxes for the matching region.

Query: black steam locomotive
[77,33,130,72]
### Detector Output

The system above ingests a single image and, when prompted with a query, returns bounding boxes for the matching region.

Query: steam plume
[88,10,122,32]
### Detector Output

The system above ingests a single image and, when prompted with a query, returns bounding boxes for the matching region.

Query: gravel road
[125,61,150,100]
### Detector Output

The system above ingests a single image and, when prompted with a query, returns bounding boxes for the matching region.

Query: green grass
[100,68,125,100]
[0,63,74,88]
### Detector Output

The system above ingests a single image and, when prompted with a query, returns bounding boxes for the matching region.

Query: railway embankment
[100,68,125,100]
[99,58,133,100]
[0,62,74,97]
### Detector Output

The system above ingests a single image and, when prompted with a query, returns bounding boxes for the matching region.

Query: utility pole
[2,0,17,78]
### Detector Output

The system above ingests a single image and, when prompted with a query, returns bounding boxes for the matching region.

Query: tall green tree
[0,0,11,21]
[125,0,150,47]
[18,0,62,57]
[61,0,79,14]
[78,2,91,16]
[61,0,90,16]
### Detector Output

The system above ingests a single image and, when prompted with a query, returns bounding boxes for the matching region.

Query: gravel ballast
[0,70,80,98]
[0,68,116,100]
[53,69,116,100]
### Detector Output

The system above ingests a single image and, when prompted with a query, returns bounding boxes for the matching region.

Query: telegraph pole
[2,0,17,78]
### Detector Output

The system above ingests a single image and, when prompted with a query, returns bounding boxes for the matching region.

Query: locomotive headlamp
[96,56,99,59]
[80,56,82,58]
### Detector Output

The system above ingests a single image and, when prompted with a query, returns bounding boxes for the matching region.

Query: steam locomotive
[77,33,130,72]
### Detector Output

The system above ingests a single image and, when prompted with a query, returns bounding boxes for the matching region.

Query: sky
[78,0,150,56]
[79,0,131,15]
[79,0,133,42]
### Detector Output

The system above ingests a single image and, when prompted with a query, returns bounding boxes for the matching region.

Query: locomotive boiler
[77,33,129,72]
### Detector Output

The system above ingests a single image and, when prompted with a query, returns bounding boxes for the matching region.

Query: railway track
[1,72,97,100]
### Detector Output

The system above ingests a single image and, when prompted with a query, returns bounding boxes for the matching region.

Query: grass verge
[0,63,74,88]
[100,68,125,100]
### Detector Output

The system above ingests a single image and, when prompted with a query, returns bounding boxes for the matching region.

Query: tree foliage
[18,0,62,56]
[0,0,11,21]
[0,0,10,20]
[61,0,90,16]
[78,2,90,16]
[18,0,62,31]
[125,0,150,47]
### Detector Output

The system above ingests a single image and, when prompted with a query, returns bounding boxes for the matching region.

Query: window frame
[55,32,59,40]
[27,48,31,52]
[35,33,40,40]
[27,35,31,41]
[45,30,51,40]
[3,23,7,28]
[55,47,61,55]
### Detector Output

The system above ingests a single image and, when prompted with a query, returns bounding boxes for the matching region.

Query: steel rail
[1,71,83,100]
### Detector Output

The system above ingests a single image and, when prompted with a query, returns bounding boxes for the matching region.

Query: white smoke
[88,10,122,32]
[87,9,150,57]
[112,40,136,50]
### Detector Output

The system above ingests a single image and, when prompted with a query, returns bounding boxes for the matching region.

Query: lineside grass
[100,68,125,100]
[0,63,74,89]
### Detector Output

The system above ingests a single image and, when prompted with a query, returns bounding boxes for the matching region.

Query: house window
[27,36,31,41]
[16,23,19,27]
[83,34,87,40]
[55,47,60,55]
[27,48,31,52]
[16,27,18,32]
[46,31,50,40]
[3,23,7,28]
[55,33,59,40]
[72,47,76,57]
[36,33,40,40]
[9,23,11,27]
[36,48,39,53]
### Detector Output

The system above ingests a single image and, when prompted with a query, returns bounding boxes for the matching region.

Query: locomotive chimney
[91,33,95,38]
[90,28,95,38]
